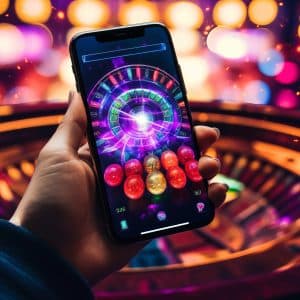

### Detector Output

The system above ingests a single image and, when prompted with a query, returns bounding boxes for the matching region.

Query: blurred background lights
[66,26,95,45]
[165,1,204,29]
[170,29,201,55]
[15,0,52,24]
[275,89,298,109]
[248,0,278,26]
[244,80,271,105]
[275,62,299,84]
[219,85,242,102]
[0,0,9,15]
[67,0,110,27]
[207,27,247,59]
[20,25,52,60]
[59,56,75,87]
[36,49,62,77]
[0,24,25,66]
[213,0,247,28]
[46,80,70,101]
[179,56,209,100]
[119,0,159,25]
[258,49,284,76]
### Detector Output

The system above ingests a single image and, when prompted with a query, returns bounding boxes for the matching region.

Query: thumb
[45,91,87,153]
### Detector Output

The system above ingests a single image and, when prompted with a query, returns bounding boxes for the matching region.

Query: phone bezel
[69,22,214,243]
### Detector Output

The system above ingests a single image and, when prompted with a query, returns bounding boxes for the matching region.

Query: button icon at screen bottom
[157,211,167,221]
[120,220,128,230]
[196,202,205,213]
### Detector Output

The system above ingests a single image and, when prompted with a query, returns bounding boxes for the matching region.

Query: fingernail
[212,127,220,138]
[68,91,74,105]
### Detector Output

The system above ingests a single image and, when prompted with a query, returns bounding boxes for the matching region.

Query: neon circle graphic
[88,64,190,163]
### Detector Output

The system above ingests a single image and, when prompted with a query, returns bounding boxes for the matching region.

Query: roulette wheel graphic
[88,64,190,162]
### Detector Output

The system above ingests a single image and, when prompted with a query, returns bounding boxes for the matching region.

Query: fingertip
[208,182,228,208]
[194,126,220,152]
[198,155,221,179]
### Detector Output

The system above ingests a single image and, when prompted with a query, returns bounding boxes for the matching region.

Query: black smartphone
[70,23,214,242]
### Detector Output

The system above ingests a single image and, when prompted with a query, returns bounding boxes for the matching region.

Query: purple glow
[20,25,52,60]
[88,64,189,163]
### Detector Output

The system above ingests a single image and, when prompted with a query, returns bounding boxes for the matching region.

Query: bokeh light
[179,56,209,100]
[213,0,247,28]
[66,26,95,45]
[170,29,201,55]
[207,27,247,59]
[219,85,243,103]
[15,0,52,24]
[67,0,110,27]
[165,1,204,29]
[5,86,39,104]
[20,25,52,60]
[0,0,9,15]
[244,80,271,104]
[59,56,75,87]
[0,23,25,66]
[118,0,159,25]
[46,80,70,101]
[248,0,278,26]
[36,49,62,77]
[258,49,284,76]
[275,62,299,84]
[275,89,298,109]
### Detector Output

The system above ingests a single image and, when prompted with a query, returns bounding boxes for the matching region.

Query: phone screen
[71,24,213,241]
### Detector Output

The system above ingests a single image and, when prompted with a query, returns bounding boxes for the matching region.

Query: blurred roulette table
[0,101,299,299]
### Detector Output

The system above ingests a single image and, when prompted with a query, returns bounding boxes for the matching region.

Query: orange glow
[0,105,13,116]
[67,0,110,27]
[119,0,159,25]
[170,29,201,55]
[0,0,9,15]
[213,0,247,28]
[15,0,52,24]
[0,180,14,202]
[248,0,278,26]
[165,1,204,29]
[0,115,63,133]
[57,10,65,20]
[252,141,300,175]
[20,160,35,177]
[7,166,22,181]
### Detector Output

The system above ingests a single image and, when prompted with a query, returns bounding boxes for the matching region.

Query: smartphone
[70,23,214,242]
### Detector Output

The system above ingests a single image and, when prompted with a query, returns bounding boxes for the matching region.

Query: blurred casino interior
[0,0,300,299]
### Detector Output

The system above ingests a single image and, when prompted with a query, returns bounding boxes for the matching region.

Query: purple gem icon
[196,202,205,213]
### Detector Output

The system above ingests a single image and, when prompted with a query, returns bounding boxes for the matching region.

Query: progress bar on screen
[140,222,189,235]
[82,43,166,63]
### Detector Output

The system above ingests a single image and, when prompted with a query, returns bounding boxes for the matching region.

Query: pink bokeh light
[275,89,298,109]
[275,61,299,84]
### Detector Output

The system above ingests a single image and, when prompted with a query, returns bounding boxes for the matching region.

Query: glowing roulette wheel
[1,102,300,299]
[88,64,188,162]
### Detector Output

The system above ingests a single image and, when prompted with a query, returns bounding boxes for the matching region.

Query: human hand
[10,91,228,284]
